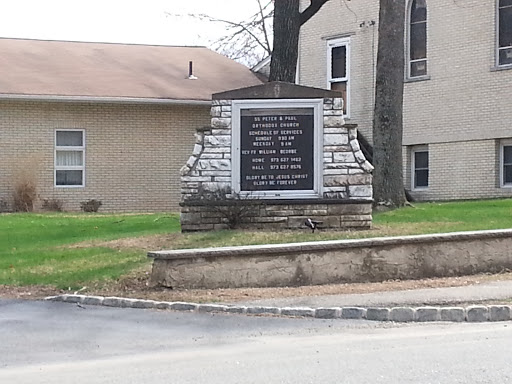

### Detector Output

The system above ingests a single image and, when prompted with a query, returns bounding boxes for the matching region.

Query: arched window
[408,0,427,78]
[498,0,512,66]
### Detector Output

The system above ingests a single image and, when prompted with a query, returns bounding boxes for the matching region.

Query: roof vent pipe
[188,61,198,80]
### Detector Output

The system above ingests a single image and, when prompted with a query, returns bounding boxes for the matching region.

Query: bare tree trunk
[372,0,406,207]
[269,0,301,82]
[269,0,330,82]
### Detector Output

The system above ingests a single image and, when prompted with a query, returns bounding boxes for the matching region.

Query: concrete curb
[45,294,512,323]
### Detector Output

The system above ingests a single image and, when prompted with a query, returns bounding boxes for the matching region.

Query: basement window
[500,140,512,187]
[412,146,429,189]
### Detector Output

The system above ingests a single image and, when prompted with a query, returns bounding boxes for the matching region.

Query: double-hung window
[500,140,512,187]
[327,37,350,116]
[408,0,428,78]
[55,130,85,187]
[498,0,512,66]
[412,146,429,189]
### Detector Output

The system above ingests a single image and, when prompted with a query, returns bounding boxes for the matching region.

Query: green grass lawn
[0,213,180,288]
[374,198,512,234]
[1,199,512,289]
[171,199,512,249]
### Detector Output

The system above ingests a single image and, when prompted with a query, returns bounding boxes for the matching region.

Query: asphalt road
[1,299,512,383]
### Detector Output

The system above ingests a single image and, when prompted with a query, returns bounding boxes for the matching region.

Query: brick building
[298,0,512,201]
[0,38,261,212]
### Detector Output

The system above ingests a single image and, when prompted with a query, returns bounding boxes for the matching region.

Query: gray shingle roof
[0,38,262,101]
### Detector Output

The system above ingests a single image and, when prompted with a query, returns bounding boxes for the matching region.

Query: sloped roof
[0,38,263,102]
[213,81,342,100]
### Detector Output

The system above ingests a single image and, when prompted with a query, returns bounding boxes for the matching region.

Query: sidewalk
[233,280,512,308]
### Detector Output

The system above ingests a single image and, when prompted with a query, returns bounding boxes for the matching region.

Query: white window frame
[326,37,350,118]
[500,140,512,187]
[231,99,324,199]
[497,0,512,68]
[411,146,429,190]
[54,129,85,188]
[406,0,428,79]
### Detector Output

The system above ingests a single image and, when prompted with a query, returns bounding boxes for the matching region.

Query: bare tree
[167,0,273,67]
[372,0,406,207]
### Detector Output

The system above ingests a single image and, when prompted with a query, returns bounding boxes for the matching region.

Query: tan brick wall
[405,139,512,201]
[402,0,511,146]
[0,100,210,212]
[299,0,380,140]
[299,0,512,201]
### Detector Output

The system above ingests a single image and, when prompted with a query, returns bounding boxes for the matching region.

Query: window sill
[404,75,431,83]
[491,65,512,72]
[54,185,85,189]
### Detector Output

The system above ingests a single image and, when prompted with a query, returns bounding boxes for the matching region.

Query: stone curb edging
[45,295,512,323]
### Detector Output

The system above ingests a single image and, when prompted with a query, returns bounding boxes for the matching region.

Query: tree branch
[181,12,271,55]
[257,0,273,55]
[299,0,330,26]
[166,1,273,67]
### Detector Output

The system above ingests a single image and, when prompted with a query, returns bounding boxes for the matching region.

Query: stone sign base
[181,199,372,232]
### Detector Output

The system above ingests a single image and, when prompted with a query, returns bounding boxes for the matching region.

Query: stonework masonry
[298,0,512,201]
[47,294,512,323]
[149,229,512,289]
[180,95,373,231]
[0,100,210,212]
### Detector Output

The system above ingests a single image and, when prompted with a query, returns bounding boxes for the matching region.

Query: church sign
[232,100,323,198]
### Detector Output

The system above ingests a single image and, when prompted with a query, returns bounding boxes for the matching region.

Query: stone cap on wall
[148,228,512,261]
[212,81,343,100]
[180,198,373,207]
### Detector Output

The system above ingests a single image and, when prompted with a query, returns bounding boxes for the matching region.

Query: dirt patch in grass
[62,224,471,253]
[66,233,183,251]
[93,270,512,304]
[4,269,510,305]
[0,285,67,300]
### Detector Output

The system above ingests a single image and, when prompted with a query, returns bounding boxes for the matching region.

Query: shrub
[190,187,263,229]
[42,198,64,212]
[11,155,41,212]
[80,199,103,213]
[13,180,37,212]
[0,199,10,213]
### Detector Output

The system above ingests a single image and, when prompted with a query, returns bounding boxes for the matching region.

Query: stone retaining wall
[149,229,512,289]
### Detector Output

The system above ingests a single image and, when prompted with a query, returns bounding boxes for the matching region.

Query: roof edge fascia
[0,94,212,105]
[251,56,271,72]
